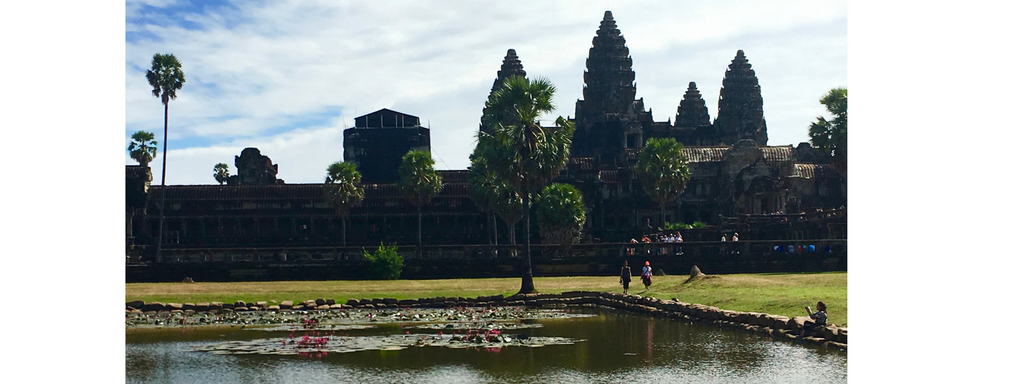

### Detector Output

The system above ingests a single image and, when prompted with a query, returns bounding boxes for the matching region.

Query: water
[126,307,846,383]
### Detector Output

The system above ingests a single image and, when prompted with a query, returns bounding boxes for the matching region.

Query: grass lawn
[126,272,846,327]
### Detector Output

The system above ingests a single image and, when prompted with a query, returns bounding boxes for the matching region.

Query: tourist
[731,232,739,242]
[641,261,653,293]
[628,238,638,255]
[620,260,632,295]
[801,301,828,336]
[721,234,727,242]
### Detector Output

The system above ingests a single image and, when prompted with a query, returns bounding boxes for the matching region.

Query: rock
[234,301,246,308]
[280,301,293,309]
[256,301,267,308]
[143,302,165,312]
[167,303,183,311]
[325,299,336,305]
[196,303,210,311]
[347,299,360,306]
[267,305,280,311]
[316,305,330,310]
[329,304,342,310]
[181,277,194,283]
[315,298,326,306]
[248,306,261,312]
[787,316,813,331]
[183,303,196,311]
[690,265,705,279]
[210,302,224,310]
[126,300,144,309]
[383,298,398,305]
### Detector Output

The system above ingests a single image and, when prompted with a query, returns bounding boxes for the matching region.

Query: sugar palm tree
[468,132,523,247]
[808,87,847,173]
[397,150,443,247]
[128,131,157,168]
[324,161,365,246]
[635,137,690,227]
[481,76,575,294]
[534,183,587,246]
[213,163,230,185]
[146,53,185,262]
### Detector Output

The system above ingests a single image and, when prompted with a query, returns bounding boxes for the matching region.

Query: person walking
[641,261,653,293]
[619,260,632,295]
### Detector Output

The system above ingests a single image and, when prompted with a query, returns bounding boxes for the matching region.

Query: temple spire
[490,49,527,94]
[675,82,711,127]
[715,50,768,145]
[577,10,636,118]
[481,49,528,132]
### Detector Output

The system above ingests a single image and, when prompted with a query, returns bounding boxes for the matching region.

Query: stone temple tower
[675,82,712,128]
[480,49,528,133]
[715,50,768,145]
[572,10,652,166]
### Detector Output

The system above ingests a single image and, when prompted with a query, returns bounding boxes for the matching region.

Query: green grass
[126,272,847,327]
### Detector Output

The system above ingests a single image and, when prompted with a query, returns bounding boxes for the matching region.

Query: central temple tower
[572,11,653,166]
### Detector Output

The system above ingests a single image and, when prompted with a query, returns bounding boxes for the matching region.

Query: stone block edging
[126,290,846,351]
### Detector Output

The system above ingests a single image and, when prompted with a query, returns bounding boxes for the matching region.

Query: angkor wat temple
[125,11,845,259]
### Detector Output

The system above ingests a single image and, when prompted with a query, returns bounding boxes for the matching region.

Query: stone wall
[126,240,846,282]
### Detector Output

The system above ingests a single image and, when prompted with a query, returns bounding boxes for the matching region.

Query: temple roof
[126,165,151,180]
[678,145,794,163]
[680,147,730,163]
[149,182,470,201]
[793,163,841,179]
[758,146,795,162]
[354,108,421,128]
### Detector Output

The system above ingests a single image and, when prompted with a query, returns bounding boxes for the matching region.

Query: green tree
[128,131,157,168]
[634,137,691,227]
[468,132,523,247]
[146,53,185,262]
[213,163,230,185]
[362,243,403,280]
[808,87,847,173]
[397,150,443,247]
[534,183,587,246]
[481,76,575,294]
[324,161,365,247]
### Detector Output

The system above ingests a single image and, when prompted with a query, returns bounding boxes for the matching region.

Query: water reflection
[126,307,846,383]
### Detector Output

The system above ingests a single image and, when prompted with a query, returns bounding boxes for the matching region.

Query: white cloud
[126,0,847,185]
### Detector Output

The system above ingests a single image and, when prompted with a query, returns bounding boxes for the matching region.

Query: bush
[664,221,707,230]
[362,243,403,280]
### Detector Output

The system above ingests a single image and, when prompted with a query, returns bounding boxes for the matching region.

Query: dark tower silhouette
[715,50,768,145]
[480,49,528,133]
[675,82,712,128]
[572,10,652,166]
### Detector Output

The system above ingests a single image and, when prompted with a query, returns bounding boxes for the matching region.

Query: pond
[126,307,847,383]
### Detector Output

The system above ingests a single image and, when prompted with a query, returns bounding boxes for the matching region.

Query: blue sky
[125,0,848,185]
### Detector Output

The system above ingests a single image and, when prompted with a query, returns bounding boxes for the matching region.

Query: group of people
[619,260,654,295]
[721,232,739,242]
[630,231,684,244]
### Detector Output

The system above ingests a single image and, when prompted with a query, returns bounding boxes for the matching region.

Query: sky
[125,0,848,185]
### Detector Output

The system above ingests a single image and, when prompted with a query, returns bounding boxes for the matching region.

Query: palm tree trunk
[156,101,168,263]
[492,212,498,246]
[417,205,422,247]
[520,194,535,294]
[661,203,666,230]
[342,215,347,247]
